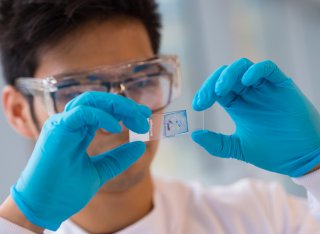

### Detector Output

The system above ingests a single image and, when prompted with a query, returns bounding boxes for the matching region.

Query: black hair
[0,0,162,85]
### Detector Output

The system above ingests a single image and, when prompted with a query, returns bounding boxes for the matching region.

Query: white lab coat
[1,170,320,234]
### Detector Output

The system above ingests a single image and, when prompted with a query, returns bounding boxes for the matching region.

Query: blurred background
[1,0,320,201]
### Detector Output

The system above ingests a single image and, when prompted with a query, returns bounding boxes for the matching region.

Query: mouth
[86,128,130,155]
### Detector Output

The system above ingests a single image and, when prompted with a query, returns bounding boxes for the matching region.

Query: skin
[0,17,160,233]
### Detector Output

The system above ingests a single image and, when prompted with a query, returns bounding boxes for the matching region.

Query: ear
[2,85,38,139]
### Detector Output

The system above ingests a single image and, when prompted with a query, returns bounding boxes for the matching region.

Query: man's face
[33,17,160,192]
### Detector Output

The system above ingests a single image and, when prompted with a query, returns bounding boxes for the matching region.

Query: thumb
[92,141,146,184]
[192,130,243,160]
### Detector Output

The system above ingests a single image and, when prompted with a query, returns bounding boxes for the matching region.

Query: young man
[0,0,319,233]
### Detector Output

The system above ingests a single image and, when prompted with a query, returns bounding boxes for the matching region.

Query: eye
[56,84,107,103]
[62,91,82,100]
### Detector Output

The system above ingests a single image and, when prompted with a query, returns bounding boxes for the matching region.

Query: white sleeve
[292,168,320,221]
[0,217,37,234]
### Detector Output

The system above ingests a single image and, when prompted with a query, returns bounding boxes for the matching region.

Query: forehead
[35,17,154,79]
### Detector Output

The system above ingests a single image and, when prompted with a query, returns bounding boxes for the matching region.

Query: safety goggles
[15,55,181,115]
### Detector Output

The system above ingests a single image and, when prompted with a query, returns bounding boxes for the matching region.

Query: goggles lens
[53,74,172,113]
[54,84,108,113]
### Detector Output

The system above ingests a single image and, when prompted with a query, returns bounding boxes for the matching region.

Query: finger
[138,104,152,118]
[64,91,150,133]
[59,105,122,133]
[215,58,254,96]
[192,130,243,160]
[192,65,227,111]
[123,113,150,134]
[216,92,238,108]
[241,60,289,87]
[91,141,146,184]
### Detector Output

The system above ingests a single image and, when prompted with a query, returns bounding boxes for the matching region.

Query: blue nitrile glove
[11,91,151,230]
[192,58,320,177]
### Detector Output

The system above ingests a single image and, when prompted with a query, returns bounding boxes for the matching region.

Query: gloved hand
[192,58,320,177]
[11,91,151,230]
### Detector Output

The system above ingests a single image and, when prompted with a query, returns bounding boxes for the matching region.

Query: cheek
[33,98,50,126]
[146,140,159,161]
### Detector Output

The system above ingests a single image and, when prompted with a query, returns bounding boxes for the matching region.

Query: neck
[70,172,154,234]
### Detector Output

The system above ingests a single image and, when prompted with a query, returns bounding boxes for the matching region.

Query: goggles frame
[15,55,181,115]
